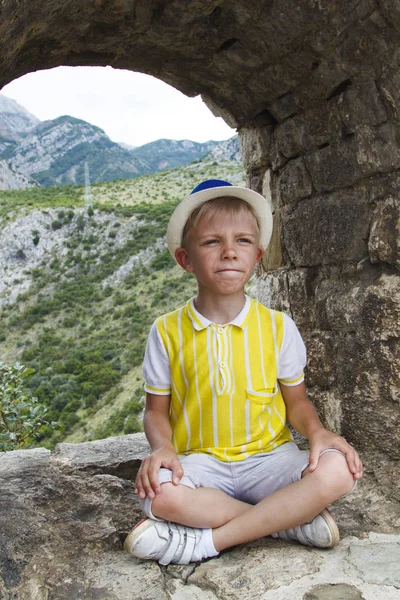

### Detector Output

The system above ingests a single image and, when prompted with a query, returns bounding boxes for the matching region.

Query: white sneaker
[271,508,340,548]
[123,518,203,565]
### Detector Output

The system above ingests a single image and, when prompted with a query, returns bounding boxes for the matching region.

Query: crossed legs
[150,451,354,552]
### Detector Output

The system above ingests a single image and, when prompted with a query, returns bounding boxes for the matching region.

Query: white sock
[195,527,219,560]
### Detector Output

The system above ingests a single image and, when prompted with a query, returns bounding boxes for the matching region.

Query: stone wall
[240,76,400,461]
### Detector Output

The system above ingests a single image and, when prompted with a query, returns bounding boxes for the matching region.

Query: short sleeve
[142,320,171,395]
[277,313,307,386]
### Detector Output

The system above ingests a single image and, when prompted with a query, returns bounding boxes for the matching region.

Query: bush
[0,362,55,451]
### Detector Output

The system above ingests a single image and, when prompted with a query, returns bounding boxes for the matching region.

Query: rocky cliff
[0,159,38,190]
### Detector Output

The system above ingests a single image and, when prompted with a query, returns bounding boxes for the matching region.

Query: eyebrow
[197,232,257,240]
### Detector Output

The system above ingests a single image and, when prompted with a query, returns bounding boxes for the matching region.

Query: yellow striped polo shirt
[143,296,306,462]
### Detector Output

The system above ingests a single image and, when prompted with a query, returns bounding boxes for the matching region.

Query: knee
[311,452,355,500]
[152,482,187,519]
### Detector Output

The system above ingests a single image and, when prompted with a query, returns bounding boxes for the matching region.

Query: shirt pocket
[246,385,279,405]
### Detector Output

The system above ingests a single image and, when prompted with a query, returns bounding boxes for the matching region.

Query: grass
[0,157,245,447]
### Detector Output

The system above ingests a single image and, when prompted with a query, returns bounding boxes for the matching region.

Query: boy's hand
[308,428,363,480]
[135,447,184,500]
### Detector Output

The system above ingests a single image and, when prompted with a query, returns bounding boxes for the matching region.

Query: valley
[0,159,245,447]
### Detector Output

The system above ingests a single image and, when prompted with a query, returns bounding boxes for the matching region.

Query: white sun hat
[166,179,273,258]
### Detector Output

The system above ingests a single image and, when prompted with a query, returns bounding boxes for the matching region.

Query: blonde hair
[181,196,260,248]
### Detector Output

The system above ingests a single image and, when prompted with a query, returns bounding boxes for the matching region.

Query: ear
[256,246,264,262]
[175,247,193,272]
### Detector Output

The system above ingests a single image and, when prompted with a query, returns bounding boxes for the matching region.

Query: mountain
[0,158,245,447]
[0,94,241,188]
[0,95,40,142]
[6,115,149,186]
[130,138,220,172]
[207,135,241,162]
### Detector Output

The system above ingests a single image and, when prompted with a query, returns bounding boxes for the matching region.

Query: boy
[124,179,363,565]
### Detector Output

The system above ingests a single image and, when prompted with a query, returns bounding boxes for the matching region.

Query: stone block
[380,0,400,34]
[51,432,150,478]
[359,273,400,341]
[314,277,364,333]
[369,196,400,269]
[307,388,342,435]
[277,156,313,207]
[238,125,273,170]
[262,210,286,271]
[274,115,306,158]
[304,333,337,391]
[283,191,369,267]
[337,22,390,74]
[275,103,342,160]
[337,336,400,458]
[286,268,318,329]
[356,123,400,177]
[245,169,266,195]
[306,124,400,193]
[314,272,400,339]
[255,270,291,314]
[267,91,299,122]
[305,137,362,193]
[380,63,400,119]
[336,81,387,133]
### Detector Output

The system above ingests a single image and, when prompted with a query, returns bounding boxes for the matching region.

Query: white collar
[187,295,252,331]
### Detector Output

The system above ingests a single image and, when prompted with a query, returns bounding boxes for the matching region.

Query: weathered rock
[336,81,388,134]
[189,541,324,597]
[51,431,150,477]
[346,543,400,587]
[1,436,400,599]
[303,583,364,600]
[369,196,400,269]
[337,336,400,458]
[276,157,313,207]
[238,126,274,170]
[283,191,369,267]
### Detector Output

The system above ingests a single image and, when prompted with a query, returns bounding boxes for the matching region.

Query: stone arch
[1,1,399,465]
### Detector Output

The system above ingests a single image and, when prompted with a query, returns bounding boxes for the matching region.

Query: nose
[221,242,237,259]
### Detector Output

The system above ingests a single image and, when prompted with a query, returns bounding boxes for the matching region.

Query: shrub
[0,362,55,451]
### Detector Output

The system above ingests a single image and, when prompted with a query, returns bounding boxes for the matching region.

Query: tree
[0,362,54,451]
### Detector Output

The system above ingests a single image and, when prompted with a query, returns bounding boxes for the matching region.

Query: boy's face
[175,208,264,298]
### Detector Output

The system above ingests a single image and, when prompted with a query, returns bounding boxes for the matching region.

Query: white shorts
[139,442,352,520]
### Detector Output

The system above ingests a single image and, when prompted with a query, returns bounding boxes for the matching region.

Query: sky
[2,66,235,147]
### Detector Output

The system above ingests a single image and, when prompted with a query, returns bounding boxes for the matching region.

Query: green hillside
[0,159,245,447]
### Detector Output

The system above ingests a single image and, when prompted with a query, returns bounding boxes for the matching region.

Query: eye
[238,237,252,243]
[204,239,219,245]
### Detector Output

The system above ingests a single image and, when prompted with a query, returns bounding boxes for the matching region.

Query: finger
[353,452,363,478]
[170,459,184,485]
[135,469,148,499]
[135,460,147,497]
[344,447,358,474]
[308,448,321,472]
[138,458,156,499]
[141,467,156,500]
[148,463,162,495]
